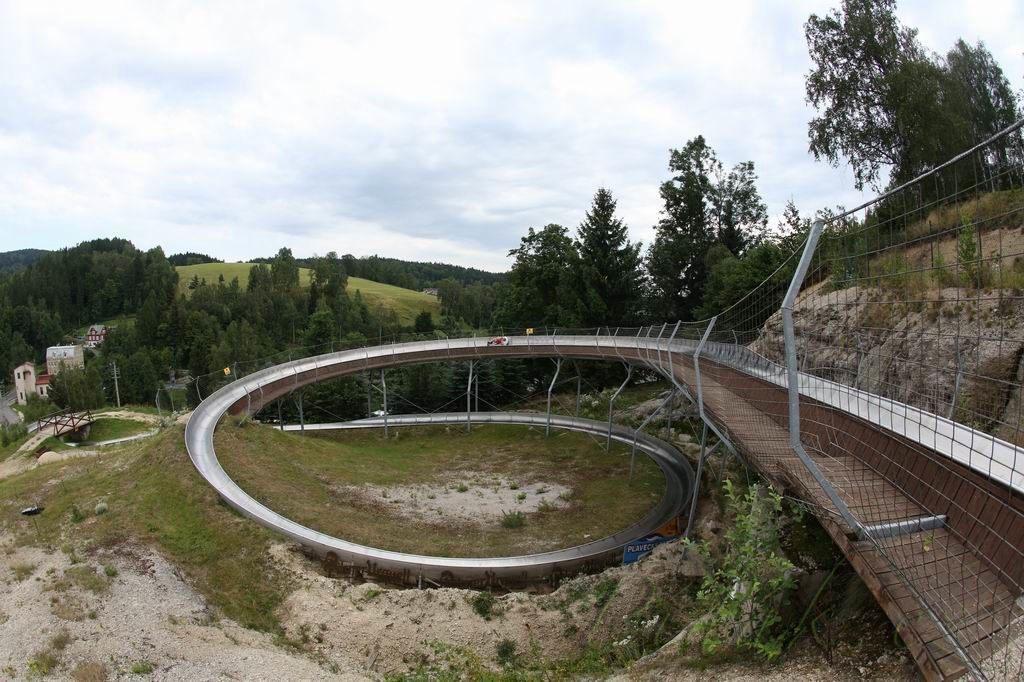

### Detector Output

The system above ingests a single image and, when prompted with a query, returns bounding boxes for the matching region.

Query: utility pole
[111,361,121,408]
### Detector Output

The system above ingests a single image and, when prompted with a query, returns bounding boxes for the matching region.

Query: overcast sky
[0,1,1020,272]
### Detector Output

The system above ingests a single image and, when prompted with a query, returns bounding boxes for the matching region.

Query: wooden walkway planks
[669,355,1022,681]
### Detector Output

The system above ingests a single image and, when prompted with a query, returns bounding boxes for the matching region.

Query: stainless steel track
[184,341,693,580]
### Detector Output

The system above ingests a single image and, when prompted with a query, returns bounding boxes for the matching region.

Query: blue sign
[622,533,675,564]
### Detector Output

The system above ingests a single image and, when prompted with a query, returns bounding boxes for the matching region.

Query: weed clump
[495,638,518,668]
[129,660,154,674]
[500,510,526,529]
[471,591,496,620]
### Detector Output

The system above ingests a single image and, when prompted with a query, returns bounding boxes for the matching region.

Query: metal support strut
[607,363,633,451]
[546,358,562,437]
[381,369,388,438]
[630,387,677,480]
[466,360,474,433]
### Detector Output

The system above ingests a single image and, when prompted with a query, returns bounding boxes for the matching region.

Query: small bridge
[36,409,94,439]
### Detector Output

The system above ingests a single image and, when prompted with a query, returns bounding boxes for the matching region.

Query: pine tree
[576,189,644,327]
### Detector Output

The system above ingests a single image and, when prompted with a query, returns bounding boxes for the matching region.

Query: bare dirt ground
[0,526,922,681]
[272,540,917,681]
[335,473,571,525]
[0,535,366,681]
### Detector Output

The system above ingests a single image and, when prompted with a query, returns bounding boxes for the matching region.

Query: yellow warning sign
[223,367,231,376]
[526,328,534,335]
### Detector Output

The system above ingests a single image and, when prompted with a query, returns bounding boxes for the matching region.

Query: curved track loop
[185,342,693,581]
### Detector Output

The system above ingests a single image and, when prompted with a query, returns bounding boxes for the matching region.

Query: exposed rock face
[753,281,1024,441]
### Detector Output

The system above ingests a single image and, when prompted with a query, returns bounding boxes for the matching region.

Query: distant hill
[0,249,49,273]
[251,253,505,289]
[175,262,442,325]
[168,252,224,266]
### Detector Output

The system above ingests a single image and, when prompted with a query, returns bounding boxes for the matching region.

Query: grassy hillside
[175,263,441,325]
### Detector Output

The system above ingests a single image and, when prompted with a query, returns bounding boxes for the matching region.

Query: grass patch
[175,264,440,325]
[65,565,110,594]
[216,422,664,558]
[82,418,150,443]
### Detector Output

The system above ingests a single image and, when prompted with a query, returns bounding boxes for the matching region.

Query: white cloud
[0,1,1019,272]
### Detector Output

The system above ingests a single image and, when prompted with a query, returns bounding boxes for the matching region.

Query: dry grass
[65,565,111,594]
[10,561,34,581]
[216,421,665,558]
[71,661,107,682]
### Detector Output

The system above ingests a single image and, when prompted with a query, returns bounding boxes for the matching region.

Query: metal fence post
[694,318,716,423]
[782,219,863,536]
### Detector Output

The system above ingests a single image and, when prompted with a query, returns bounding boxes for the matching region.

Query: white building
[46,345,84,376]
[13,362,50,405]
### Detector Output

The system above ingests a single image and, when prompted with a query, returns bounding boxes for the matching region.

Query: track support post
[574,364,582,418]
[630,387,677,480]
[607,363,633,451]
[546,358,562,437]
[381,369,388,438]
[466,360,474,433]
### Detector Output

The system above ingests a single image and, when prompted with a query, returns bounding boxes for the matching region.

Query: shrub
[694,481,796,661]
[500,510,526,529]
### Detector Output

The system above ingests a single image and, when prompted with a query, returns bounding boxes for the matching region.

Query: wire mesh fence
[755,119,1024,680]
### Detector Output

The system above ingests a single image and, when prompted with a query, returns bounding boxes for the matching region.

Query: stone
[95,501,108,515]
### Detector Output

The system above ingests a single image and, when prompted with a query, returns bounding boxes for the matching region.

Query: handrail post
[782,219,863,536]
[694,317,717,423]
